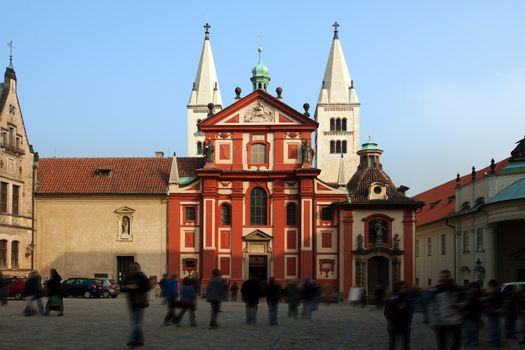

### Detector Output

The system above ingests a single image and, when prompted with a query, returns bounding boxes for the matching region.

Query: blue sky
[3,0,525,194]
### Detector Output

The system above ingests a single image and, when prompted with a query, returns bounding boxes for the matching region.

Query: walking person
[285,280,301,318]
[163,273,178,325]
[361,287,367,309]
[429,269,464,350]
[375,283,386,310]
[266,277,282,325]
[159,273,168,305]
[24,270,44,316]
[121,262,150,348]
[462,282,483,347]
[241,276,260,325]
[301,278,316,319]
[175,277,197,327]
[503,284,518,339]
[230,282,239,302]
[0,270,8,306]
[206,269,225,329]
[44,269,63,316]
[485,279,503,347]
[384,281,414,350]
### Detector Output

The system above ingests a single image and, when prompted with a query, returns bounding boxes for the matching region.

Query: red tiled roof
[37,158,173,194]
[177,157,205,177]
[414,159,510,226]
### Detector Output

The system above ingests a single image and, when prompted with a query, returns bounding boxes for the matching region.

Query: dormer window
[368,182,388,200]
[95,169,113,176]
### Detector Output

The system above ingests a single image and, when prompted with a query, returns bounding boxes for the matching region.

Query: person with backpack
[384,281,414,350]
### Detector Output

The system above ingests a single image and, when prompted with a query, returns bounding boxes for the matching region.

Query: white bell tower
[315,22,360,184]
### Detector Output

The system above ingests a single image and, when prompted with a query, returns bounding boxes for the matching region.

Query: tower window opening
[336,118,341,131]
[342,118,347,131]
[336,140,341,154]
[342,141,347,154]
[197,141,203,155]
[330,141,335,154]
[330,118,335,131]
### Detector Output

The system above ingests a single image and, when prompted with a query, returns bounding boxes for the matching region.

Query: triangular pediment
[114,206,135,214]
[243,229,272,241]
[199,90,318,130]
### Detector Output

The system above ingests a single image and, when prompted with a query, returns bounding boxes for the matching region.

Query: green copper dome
[360,137,382,151]
[251,47,271,91]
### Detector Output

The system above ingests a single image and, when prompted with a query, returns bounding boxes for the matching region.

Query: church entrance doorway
[117,256,134,285]
[249,255,268,281]
[367,256,389,293]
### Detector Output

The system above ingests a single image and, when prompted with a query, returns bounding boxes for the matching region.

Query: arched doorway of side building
[367,256,390,293]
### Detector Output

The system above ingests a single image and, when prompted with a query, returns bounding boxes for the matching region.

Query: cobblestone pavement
[0,297,520,349]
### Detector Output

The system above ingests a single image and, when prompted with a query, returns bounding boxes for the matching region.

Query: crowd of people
[383,269,525,350]
[5,265,525,349]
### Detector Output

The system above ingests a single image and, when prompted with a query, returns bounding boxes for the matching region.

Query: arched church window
[0,240,7,267]
[221,204,231,225]
[342,118,347,131]
[330,141,335,154]
[251,144,266,164]
[330,118,335,131]
[11,241,19,268]
[250,187,267,225]
[286,203,297,226]
[336,118,341,131]
[342,141,347,154]
[197,141,203,155]
[336,140,341,154]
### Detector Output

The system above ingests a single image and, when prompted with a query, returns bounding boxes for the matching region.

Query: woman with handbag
[44,269,63,316]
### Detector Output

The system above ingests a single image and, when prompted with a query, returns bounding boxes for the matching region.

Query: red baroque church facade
[167,90,422,295]
[168,90,348,289]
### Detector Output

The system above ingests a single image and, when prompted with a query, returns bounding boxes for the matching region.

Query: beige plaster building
[414,137,525,288]
[35,157,177,282]
[0,62,37,276]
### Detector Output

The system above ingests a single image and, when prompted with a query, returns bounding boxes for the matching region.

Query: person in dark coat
[230,282,239,302]
[241,276,260,324]
[375,283,386,310]
[485,279,504,347]
[301,278,316,319]
[121,262,150,348]
[44,268,63,316]
[384,281,414,350]
[266,277,282,325]
[462,282,483,346]
[175,277,197,327]
[0,270,8,306]
[24,270,44,315]
[206,269,225,329]
[503,284,518,339]
[285,280,301,318]
[158,273,168,304]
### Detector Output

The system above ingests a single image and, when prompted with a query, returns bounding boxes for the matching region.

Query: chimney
[155,151,164,158]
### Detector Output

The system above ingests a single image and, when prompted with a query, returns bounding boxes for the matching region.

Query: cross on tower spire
[332,21,340,39]
[7,41,14,68]
[204,22,211,40]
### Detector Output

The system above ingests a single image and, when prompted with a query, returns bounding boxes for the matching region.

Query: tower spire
[7,41,14,69]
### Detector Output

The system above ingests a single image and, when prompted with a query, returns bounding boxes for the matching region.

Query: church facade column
[342,209,353,297]
[272,180,286,284]
[167,196,180,275]
[230,180,244,285]
[201,177,218,286]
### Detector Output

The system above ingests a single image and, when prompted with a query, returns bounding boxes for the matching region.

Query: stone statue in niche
[374,220,386,243]
[393,234,400,250]
[203,139,215,162]
[301,139,314,163]
[356,234,364,249]
[121,216,130,237]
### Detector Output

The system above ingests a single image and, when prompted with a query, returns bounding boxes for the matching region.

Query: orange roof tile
[37,158,173,194]
[414,159,509,226]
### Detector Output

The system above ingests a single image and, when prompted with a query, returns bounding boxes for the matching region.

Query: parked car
[7,276,26,300]
[60,278,103,298]
[98,278,120,298]
[501,281,525,293]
